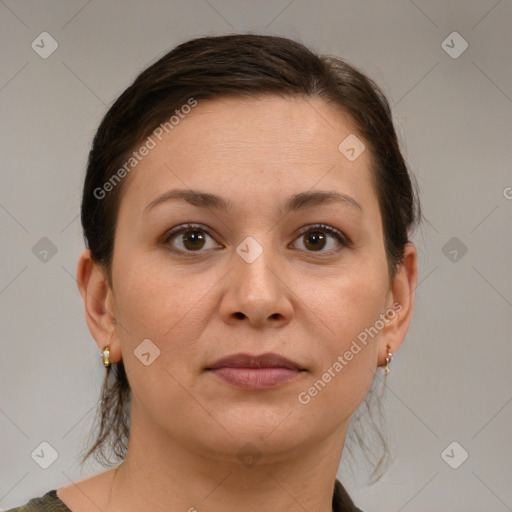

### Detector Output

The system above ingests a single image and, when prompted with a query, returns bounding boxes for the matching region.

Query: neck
[105,403,349,512]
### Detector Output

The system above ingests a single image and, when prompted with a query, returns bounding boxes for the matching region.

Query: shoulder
[3,490,72,512]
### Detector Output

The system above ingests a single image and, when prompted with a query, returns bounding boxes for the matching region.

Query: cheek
[112,251,219,366]
[306,257,389,343]
[297,261,388,405]
[110,252,221,423]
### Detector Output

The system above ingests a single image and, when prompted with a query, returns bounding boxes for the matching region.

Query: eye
[163,224,221,253]
[291,224,349,253]
[162,222,350,255]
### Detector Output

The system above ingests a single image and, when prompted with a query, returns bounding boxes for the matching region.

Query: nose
[219,242,294,328]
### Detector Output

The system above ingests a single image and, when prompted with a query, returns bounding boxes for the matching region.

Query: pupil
[184,231,205,250]
[305,231,326,251]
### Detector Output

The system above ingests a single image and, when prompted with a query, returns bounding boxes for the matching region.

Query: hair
[78,33,421,483]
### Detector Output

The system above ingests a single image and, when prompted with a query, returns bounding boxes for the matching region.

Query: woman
[7,34,419,512]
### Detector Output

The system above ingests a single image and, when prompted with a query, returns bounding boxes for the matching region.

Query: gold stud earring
[102,346,111,367]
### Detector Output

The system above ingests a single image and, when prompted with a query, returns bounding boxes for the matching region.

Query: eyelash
[162,223,352,256]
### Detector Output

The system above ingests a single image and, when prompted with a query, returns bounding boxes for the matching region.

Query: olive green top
[4,480,364,512]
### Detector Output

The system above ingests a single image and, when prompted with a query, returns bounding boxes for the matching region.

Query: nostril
[234,312,246,319]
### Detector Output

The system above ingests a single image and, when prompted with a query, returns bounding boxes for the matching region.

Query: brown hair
[78,34,421,483]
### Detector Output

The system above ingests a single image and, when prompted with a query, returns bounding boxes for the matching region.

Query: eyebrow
[143,188,363,215]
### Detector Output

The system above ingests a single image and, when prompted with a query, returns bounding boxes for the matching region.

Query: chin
[194,407,325,460]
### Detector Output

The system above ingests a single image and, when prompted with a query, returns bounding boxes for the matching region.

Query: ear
[76,249,122,364]
[377,242,418,367]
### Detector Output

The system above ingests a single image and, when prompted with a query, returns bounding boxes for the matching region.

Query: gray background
[1,1,511,511]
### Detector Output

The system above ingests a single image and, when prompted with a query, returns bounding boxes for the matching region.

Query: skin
[61,96,417,512]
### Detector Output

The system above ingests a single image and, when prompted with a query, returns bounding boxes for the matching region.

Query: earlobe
[76,249,122,364]
[378,242,418,367]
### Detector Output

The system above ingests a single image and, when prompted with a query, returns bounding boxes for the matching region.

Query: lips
[207,353,303,371]
[206,353,305,390]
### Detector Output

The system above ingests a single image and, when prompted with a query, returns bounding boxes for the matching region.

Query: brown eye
[292,224,348,253]
[181,230,206,251]
[164,224,221,253]
[303,231,327,251]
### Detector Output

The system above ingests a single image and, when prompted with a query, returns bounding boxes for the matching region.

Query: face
[86,96,414,463]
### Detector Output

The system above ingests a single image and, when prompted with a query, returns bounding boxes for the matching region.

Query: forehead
[118,95,377,216]
[157,95,361,162]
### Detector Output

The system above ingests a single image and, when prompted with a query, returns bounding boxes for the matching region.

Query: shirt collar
[332,479,363,512]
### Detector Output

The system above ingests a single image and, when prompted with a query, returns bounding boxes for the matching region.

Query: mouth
[206,353,306,390]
